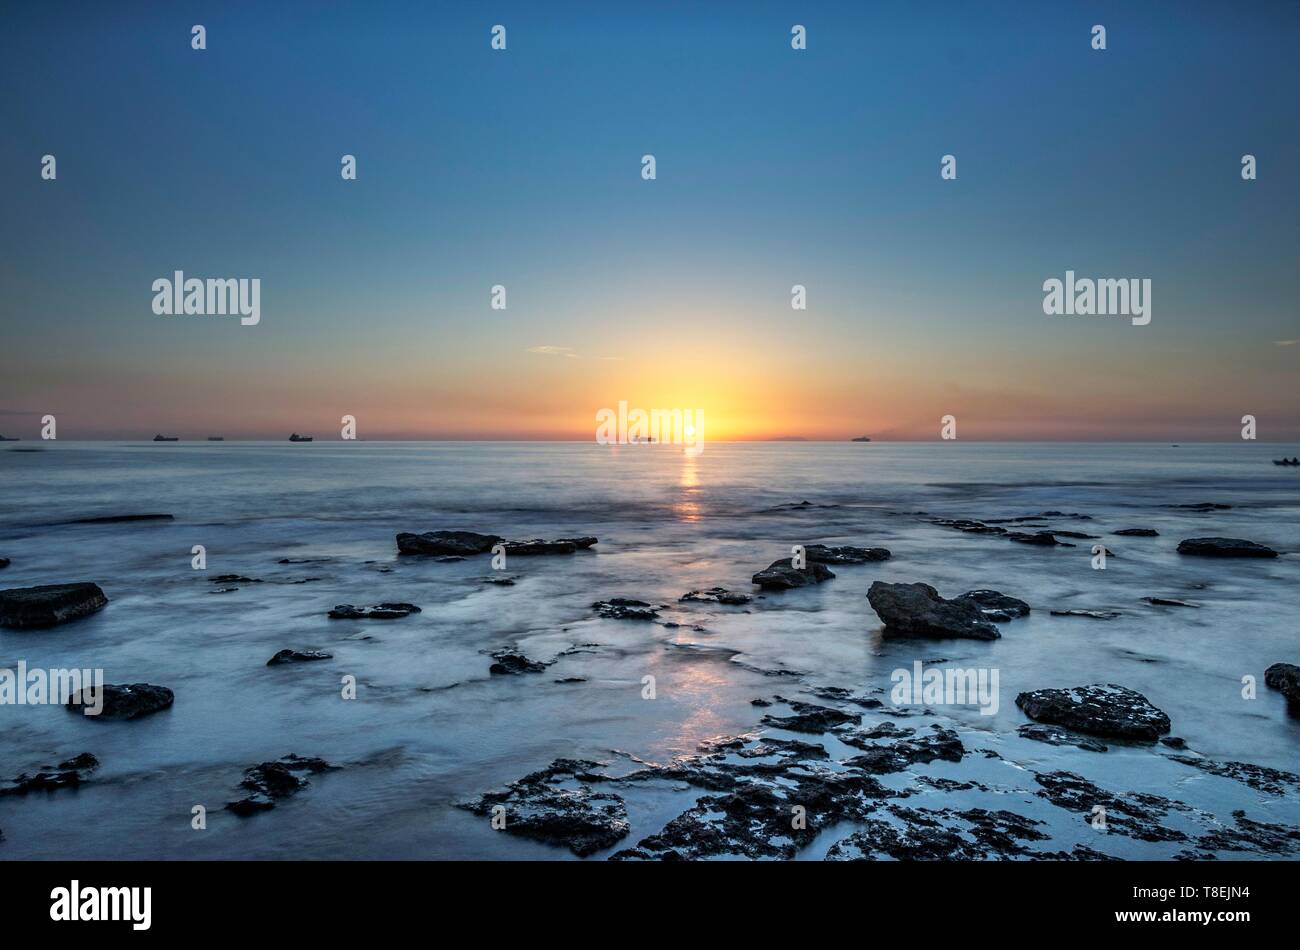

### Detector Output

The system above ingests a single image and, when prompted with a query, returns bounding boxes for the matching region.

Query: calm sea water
[1,441,1297,858]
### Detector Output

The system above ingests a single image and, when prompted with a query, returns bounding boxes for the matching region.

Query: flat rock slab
[591,598,661,620]
[1050,609,1122,620]
[328,603,420,620]
[803,544,891,564]
[1177,537,1278,558]
[867,582,1001,640]
[0,583,108,629]
[679,587,752,605]
[397,530,502,556]
[1114,528,1159,536]
[955,589,1030,621]
[751,559,835,590]
[267,649,333,666]
[66,683,174,720]
[1015,684,1171,741]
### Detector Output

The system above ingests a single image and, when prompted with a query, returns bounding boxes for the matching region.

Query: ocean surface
[1,441,1298,859]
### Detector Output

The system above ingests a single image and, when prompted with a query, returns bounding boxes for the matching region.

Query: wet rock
[591,598,661,620]
[750,698,772,707]
[803,544,891,565]
[1016,684,1170,741]
[867,582,1001,640]
[328,603,421,620]
[210,574,261,585]
[1018,723,1108,753]
[1033,770,1189,842]
[843,725,964,773]
[267,649,333,666]
[1176,537,1278,558]
[396,530,502,556]
[1050,609,1121,620]
[801,685,884,709]
[1007,531,1074,547]
[1052,531,1099,540]
[1114,528,1159,537]
[955,589,1030,621]
[679,587,752,605]
[1174,503,1231,511]
[68,513,173,524]
[0,558,9,569]
[1167,754,1300,796]
[1,753,99,796]
[1160,736,1187,749]
[502,539,579,555]
[65,683,174,721]
[0,583,108,629]
[488,650,552,675]
[751,559,835,590]
[1142,597,1199,608]
[1189,810,1300,857]
[482,575,517,586]
[826,805,1048,860]
[760,699,860,733]
[226,754,337,816]
[1264,662,1300,704]
[929,517,1008,535]
[458,759,629,857]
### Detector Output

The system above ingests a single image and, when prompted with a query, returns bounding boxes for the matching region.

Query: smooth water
[1,441,1297,859]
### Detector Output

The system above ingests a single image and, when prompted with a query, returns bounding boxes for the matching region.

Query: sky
[1,0,1298,441]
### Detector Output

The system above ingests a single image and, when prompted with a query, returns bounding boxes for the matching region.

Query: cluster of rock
[226,755,338,817]
[1,753,99,796]
[396,530,597,556]
[866,582,1025,640]
[328,602,421,620]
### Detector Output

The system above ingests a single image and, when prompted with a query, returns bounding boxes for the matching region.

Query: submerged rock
[226,754,337,816]
[591,598,661,620]
[866,582,1001,640]
[751,559,835,590]
[1049,608,1122,620]
[503,537,597,555]
[1142,597,1199,608]
[1114,528,1159,537]
[488,650,552,675]
[1,753,99,796]
[397,530,502,556]
[760,700,860,733]
[802,544,891,565]
[1007,531,1074,547]
[0,557,9,569]
[267,649,333,666]
[0,583,108,629]
[1016,684,1170,741]
[955,589,1030,621]
[458,759,629,857]
[679,587,751,605]
[1018,723,1108,753]
[328,603,421,620]
[1177,537,1278,558]
[65,683,174,720]
[1264,662,1300,704]
[1033,770,1188,842]
[826,805,1050,860]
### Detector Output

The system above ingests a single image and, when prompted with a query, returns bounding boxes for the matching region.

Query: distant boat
[851,436,872,443]
[0,435,19,442]
[206,436,224,441]
[288,433,313,443]
[152,434,179,442]
[1273,457,1300,466]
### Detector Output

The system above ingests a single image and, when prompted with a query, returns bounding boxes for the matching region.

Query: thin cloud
[1274,339,1298,346]
[526,346,579,358]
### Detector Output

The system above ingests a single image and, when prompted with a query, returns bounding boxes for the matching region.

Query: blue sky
[2,1,1297,439]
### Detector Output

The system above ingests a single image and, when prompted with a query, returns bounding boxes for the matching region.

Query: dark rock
[679,587,751,605]
[1007,531,1074,547]
[1174,503,1231,511]
[591,598,661,620]
[489,650,552,675]
[1050,609,1121,620]
[482,575,517,586]
[1018,723,1108,753]
[66,683,174,720]
[1189,810,1300,857]
[1114,528,1159,537]
[802,544,891,565]
[267,649,333,666]
[1160,736,1187,749]
[760,700,860,734]
[956,589,1031,621]
[843,726,964,773]
[1264,662,1300,704]
[1,753,99,796]
[1167,755,1300,796]
[826,805,1048,860]
[68,513,173,524]
[866,582,1001,640]
[210,574,261,584]
[396,530,502,556]
[1034,770,1188,842]
[1177,537,1278,558]
[458,759,629,857]
[226,754,337,816]
[751,559,835,590]
[0,558,9,569]
[328,603,421,620]
[1016,684,1170,741]
[0,583,108,629]
[1142,597,1200,608]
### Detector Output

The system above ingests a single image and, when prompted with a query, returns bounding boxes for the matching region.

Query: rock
[1018,723,1108,753]
[226,754,337,816]
[0,558,9,569]
[1,753,99,796]
[866,582,1001,640]
[488,650,552,675]
[68,513,173,524]
[760,700,860,733]
[1142,597,1200,608]
[1033,770,1188,842]
[1177,537,1278,558]
[1007,531,1073,547]
[1264,663,1300,704]
[503,538,597,555]
[65,683,174,720]
[328,603,421,620]
[396,530,502,556]
[802,544,891,565]
[458,759,629,857]
[210,574,261,584]
[267,649,333,666]
[1160,736,1187,749]
[1174,503,1231,511]
[0,583,108,629]
[1114,528,1159,537]
[843,726,965,773]
[955,589,1030,621]
[482,575,517,586]
[751,559,835,590]
[1015,684,1171,741]
[679,587,752,605]
[1167,755,1300,796]
[591,598,661,620]
[1050,609,1121,620]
